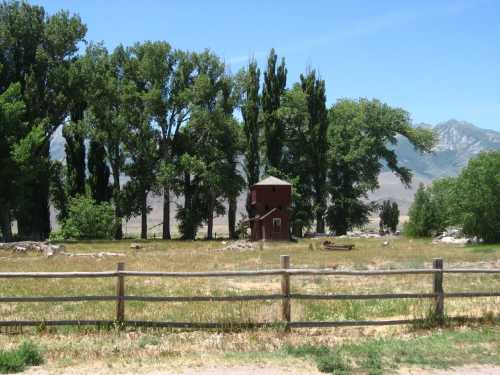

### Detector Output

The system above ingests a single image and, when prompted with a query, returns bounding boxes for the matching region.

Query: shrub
[0,351,24,374]
[17,341,43,366]
[316,352,350,374]
[405,184,440,237]
[454,151,500,243]
[379,200,399,233]
[0,341,43,374]
[60,195,117,240]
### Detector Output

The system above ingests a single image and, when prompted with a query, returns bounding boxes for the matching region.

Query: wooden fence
[0,256,499,329]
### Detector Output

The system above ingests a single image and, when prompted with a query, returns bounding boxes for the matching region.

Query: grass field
[0,237,499,372]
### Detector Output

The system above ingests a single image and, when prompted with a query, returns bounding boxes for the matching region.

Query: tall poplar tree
[262,49,287,171]
[300,70,328,233]
[238,60,261,218]
[84,43,128,239]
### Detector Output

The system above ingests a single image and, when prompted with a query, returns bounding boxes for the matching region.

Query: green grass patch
[0,341,43,374]
[285,326,500,374]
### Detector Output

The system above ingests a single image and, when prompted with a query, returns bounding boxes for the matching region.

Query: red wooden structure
[248,176,291,241]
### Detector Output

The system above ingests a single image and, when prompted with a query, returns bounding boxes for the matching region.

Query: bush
[454,151,500,243]
[17,341,43,366]
[0,351,25,374]
[379,200,399,233]
[60,195,117,240]
[0,341,43,374]
[316,352,350,374]
[405,183,441,237]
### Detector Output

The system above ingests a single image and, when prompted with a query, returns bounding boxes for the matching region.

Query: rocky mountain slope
[369,120,500,213]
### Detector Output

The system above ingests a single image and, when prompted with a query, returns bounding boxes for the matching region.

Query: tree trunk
[112,166,122,240]
[162,188,171,240]
[228,195,237,239]
[17,146,51,240]
[141,193,147,240]
[0,206,13,242]
[316,212,325,234]
[207,192,214,240]
[292,223,303,238]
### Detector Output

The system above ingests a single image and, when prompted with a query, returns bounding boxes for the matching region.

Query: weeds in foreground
[285,326,500,374]
[0,341,43,374]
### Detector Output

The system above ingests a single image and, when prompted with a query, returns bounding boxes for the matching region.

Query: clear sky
[30,0,500,131]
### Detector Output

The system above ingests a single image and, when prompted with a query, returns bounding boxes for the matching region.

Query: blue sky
[31,0,500,130]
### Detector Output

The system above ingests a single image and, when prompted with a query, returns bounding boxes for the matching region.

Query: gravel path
[398,365,500,375]
[24,365,500,374]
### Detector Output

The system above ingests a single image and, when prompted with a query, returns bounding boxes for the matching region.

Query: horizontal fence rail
[0,256,499,329]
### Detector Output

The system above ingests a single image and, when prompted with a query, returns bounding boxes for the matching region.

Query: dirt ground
[22,365,500,375]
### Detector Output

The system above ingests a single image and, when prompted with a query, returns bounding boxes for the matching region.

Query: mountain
[394,120,500,179]
[370,120,500,213]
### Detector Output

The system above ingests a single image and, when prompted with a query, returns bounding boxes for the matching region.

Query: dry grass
[0,237,498,370]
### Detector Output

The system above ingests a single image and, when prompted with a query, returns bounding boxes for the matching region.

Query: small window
[251,190,256,204]
[272,218,282,233]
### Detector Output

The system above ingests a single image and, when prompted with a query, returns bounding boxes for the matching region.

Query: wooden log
[0,296,116,302]
[0,271,118,278]
[116,262,125,323]
[123,294,283,302]
[0,267,498,279]
[281,255,291,330]
[0,320,115,327]
[433,258,445,323]
[291,292,436,300]
[444,292,500,298]
[124,321,276,329]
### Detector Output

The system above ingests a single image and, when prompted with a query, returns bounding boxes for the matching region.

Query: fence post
[280,255,291,330]
[432,258,444,324]
[116,262,125,324]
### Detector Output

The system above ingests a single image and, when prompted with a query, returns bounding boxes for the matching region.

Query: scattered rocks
[0,241,64,257]
[130,243,142,249]
[218,240,256,252]
[60,251,126,258]
[432,229,478,246]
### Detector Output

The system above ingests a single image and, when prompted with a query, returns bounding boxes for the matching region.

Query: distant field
[0,237,498,371]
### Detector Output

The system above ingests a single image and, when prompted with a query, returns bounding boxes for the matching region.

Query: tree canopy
[0,1,444,241]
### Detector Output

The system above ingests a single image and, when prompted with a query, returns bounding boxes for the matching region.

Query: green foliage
[316,353,351,374]
[262,48,287,171]
[327,99,435,235]
[300,70,328,233]
[277,85,313,236]
[0,350,24,374]
[454,151,500,243]
[428,177,457,230]
[16,341,43,367]
[60,195,117,240]
[379,200,399,233]
[1,0,444,241]
[405,184,440,237]
[0,82,25,241]
[236,60,261,218]
[0,0,86,239]
[87,138,112,203]
[0,341,43,374]
[285,345,350,374]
